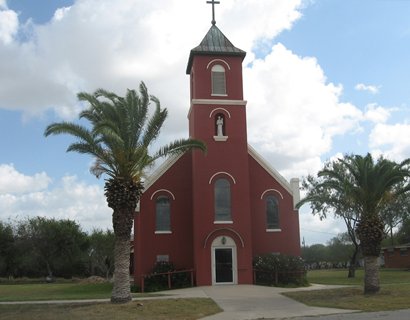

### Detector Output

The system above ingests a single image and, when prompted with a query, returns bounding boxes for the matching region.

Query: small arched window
[211,64,226,95]
[266,195,279,229]
[214,178,231,221]
[156,196,171,232]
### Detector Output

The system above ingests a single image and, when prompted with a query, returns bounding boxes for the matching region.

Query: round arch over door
[211,236,237,285]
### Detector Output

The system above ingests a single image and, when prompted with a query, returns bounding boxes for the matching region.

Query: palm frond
[152,138,206,161]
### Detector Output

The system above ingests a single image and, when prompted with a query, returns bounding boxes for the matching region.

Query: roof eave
[186,50,246,74]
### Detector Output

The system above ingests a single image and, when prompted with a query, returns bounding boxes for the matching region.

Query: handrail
[140,269,194,293]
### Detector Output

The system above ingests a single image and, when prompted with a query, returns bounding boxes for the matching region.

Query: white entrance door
[211,236,237,285]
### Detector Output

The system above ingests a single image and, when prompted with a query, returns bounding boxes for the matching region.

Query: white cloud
[355,83,380,94]
[52,6,71,22]
[0,164,51,194]
[0,5,18,44]
[369,123,410,161]
[0,0,304,121]
[245,43,363,179]
[363,103,391,124]
[0,168,111,231]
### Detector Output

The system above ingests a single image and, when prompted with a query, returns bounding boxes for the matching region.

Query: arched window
[211,64,226,95]
[266,195,279,229]
[156,196,171,232]
[214,178,231,221]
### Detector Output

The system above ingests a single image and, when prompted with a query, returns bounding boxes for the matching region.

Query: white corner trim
[143,153,184,191]
[206,59,231,70]
[188,99,247,119]
[209,171,237,184]
[209,108,231,118]
[155,231,172,234]
[150,189,176,200]
[266,229,282,233]
[213,136,228,142]
[260,189,284,200]
[248,145,292,195]
[191,99,247,106]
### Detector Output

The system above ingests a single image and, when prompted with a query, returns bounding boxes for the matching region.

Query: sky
[1,0,410,245]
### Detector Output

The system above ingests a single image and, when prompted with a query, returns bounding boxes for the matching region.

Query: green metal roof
[186,25,246,74]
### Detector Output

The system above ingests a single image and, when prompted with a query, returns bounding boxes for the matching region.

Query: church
[133,3,301,286]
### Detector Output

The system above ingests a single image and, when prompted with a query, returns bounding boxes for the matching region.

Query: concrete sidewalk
[0,284,357,319]
[156,284,357,320]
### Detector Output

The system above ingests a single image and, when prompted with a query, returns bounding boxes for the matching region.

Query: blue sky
[1,0,409,244]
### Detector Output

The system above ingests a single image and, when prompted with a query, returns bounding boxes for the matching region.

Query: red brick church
[133,8,301,286]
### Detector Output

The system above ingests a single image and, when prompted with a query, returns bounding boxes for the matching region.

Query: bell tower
[186,3,254,285]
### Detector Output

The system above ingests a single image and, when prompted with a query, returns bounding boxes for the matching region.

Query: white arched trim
[150,189,176,200]
[203,228,245,248]
[209,108,231,118]
[260,189,284,200]
[209,172,236,184]
[206,59,231,70]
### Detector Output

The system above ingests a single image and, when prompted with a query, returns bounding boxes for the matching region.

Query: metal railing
[140,269,194,293]
[253,269,306,286]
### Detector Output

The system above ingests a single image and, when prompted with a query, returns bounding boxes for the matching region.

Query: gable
[142,153,185,191]
[248,145,300,208]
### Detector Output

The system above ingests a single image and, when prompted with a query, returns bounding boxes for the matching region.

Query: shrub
[142,261,192,292]
[253,254,307,287]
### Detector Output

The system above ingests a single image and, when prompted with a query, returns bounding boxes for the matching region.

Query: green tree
[88,229,115,279]
[301,244,328,267]
[16,217,89,278]
[299,168,360,278]
[326,233,356,267]
[44,83,206,303]
[0,221,15,277]
[380,190,410,245]
[395,217,410,244]
[298,153,410,294]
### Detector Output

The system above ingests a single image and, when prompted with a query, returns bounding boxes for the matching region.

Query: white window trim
[213,136,228,142]
[155,231,172,234]
[266,229,282,232]
[211,93,228,97]
[214,221,233,224]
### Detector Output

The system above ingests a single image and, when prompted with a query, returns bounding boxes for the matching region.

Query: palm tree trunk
[111,234,132,303]
[363,255,380,294]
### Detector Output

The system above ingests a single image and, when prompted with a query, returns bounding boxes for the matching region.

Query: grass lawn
[0,298,221,320]
[307,268,410,286]
[0,282,114,301]
[282,268,410,312]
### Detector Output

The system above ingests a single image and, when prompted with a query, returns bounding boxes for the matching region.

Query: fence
[140,269,194,293]
[253,269,306,286]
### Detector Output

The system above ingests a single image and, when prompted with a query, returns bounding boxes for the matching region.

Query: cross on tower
[206,0,220,25]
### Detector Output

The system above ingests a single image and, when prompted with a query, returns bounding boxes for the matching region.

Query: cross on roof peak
[206,0,220,25]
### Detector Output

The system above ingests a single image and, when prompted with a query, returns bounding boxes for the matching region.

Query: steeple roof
[186,25,246,74]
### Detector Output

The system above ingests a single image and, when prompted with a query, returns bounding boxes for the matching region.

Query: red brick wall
[383,248,410,268]
[134,153,194,283]
[248,155,301,258]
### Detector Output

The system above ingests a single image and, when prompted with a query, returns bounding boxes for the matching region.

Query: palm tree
[45,82,206,303]
[298,153,410,294]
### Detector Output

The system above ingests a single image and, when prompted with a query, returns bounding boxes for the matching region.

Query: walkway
[156,284,357,320]
[2,284,409,320]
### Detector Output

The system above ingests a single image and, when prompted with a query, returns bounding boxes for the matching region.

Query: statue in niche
[216,115,224,136]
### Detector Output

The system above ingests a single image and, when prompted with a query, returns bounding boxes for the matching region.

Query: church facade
[133,22,301,286]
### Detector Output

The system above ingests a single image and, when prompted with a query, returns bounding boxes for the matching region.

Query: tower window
[214,178,231,221]
[156,196,171,232]
[211,64,226,95]
[266,195,280,230]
